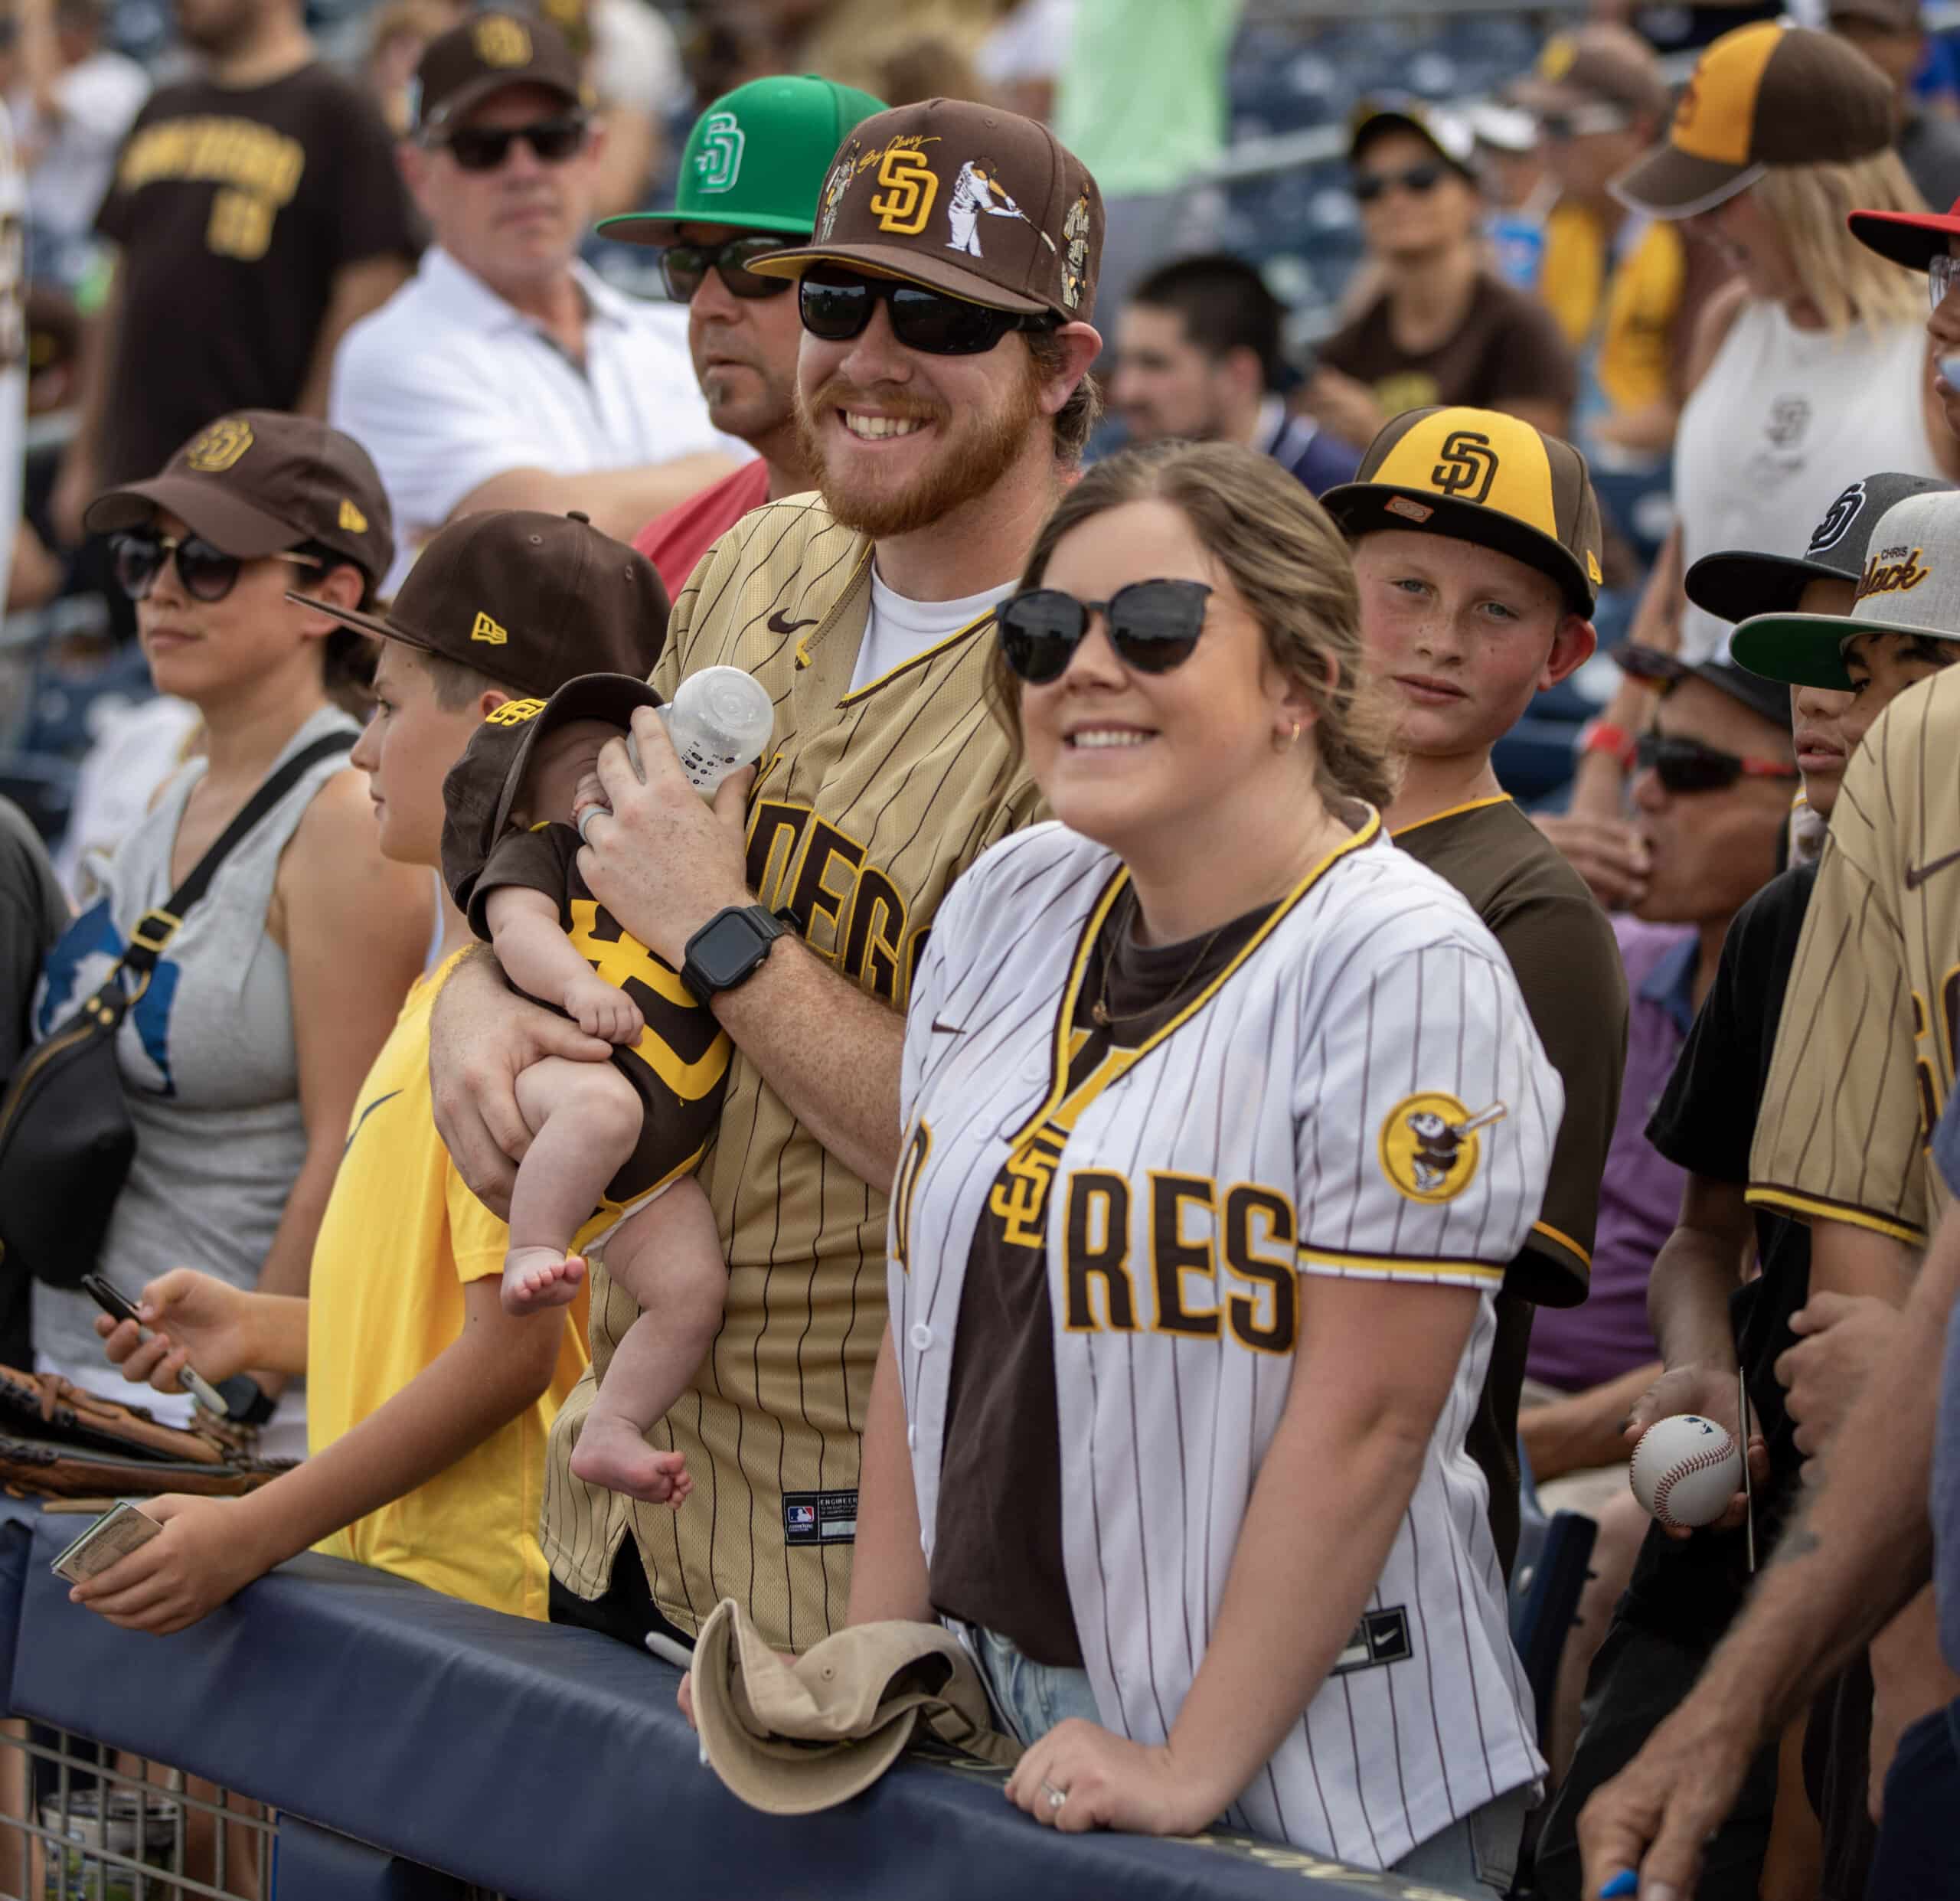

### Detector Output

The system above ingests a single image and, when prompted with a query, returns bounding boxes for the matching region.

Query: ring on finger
[1040,1780,1067,1811]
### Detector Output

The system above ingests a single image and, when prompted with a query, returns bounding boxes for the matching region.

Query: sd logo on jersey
[1380,1093,1506,1204]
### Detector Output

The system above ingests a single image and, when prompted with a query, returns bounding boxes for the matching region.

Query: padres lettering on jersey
[539,495,1043,1653]
[893,823,1557,1869]
[1752,665,1960,1242]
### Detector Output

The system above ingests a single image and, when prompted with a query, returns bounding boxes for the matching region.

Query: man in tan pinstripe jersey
[430,99,1104,1658]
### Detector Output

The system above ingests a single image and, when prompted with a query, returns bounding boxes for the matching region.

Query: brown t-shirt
[929,890,1276,1668]
[1393,796,1628,1574]
[94,63,420,486]
[1321,271,1578,432]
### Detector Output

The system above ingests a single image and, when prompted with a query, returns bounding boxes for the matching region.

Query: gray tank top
[31,706,357,1409]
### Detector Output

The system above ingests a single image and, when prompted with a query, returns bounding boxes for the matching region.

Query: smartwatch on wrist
[681,904,788,1001]
[216,1374,277,1426]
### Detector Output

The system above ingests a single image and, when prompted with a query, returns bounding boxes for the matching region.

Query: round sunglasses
[998,580,1214,685]
[660,234,795,304]
[111,529,323,604]
[1634,730,1800,795]
[799,264,1060,357]
[442,113,588,173]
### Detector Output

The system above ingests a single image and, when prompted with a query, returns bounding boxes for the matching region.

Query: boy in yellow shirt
[71,510,669,1628]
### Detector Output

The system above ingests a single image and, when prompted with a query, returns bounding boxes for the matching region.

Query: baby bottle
[660,665,775,794]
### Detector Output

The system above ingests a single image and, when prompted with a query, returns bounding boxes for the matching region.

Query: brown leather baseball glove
[0,1366,295,1499]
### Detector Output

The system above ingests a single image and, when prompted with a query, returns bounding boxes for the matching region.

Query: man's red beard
[795,355,1047,539]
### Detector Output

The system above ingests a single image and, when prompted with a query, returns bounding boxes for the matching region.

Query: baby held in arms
[443,675,736,1506]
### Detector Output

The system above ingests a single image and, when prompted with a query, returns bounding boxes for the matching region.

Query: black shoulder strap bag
[0,732,351,1291]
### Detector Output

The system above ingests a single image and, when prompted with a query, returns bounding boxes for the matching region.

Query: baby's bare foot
[501,1247,586,1316]
[571,1416,691,1506]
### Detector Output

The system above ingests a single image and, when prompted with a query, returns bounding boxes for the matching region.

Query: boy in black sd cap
[438,668,740,1506]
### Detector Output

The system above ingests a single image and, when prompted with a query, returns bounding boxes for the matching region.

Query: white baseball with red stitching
[1628,1414,1743,1529]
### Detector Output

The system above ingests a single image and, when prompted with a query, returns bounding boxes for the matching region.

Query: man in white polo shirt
[329,11,738,593]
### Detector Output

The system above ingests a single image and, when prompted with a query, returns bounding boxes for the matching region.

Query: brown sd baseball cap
[748,99,1104,320]
[1612,22,1896,219]
[1321,406,1605,614]
[1828,0,1923,34]
[410,10,585,138]
[87,410,395,586]
[690,1598,1019,1816]
[1511,26,1668,122]
[440,671,661,926]
[1348,98,1478,178]
[299,509,668,697]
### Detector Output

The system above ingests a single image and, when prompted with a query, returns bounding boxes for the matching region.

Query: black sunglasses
[660,234,795,304]
[443,113,588,173]
[1634,731,1800,795]
[998,580,1214,685]
[112,530,322,604]
[1352,162,1446,203]
[799,264,1060,357]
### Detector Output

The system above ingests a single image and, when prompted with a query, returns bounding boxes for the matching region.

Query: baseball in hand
[1628,1414,1742,1529]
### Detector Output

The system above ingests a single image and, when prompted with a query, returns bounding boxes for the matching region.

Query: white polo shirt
[329,245,734,594]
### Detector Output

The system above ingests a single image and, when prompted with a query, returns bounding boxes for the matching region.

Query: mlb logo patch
[786,1504,817,1533]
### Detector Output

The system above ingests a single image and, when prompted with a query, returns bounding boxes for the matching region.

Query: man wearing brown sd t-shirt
[51,0,419,535]
[1308,103,1578,456]
[1324,407,1628,1575]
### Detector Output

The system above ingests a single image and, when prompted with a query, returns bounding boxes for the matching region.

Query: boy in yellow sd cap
[1323,406,1629,1576]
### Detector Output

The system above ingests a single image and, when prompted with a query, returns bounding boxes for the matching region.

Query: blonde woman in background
[1548,21,1960,902]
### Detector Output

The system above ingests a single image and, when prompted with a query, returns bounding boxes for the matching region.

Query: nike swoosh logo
[341,1089,402,1158]
[1906,845,1960,890]
[768,611,819,635]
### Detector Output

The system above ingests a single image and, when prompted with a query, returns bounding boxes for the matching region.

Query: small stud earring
[1272,720,1302,754]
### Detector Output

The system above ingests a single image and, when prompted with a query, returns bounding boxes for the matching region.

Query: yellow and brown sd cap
[749,98,1103,321]
[439,670,662,927]
[1612,21,1896,219]
[299,509,667,697]
[410,10,585,138]
[87,410,394,587]
[1511,25,1668,122]
[1321,407,1604,614]
[690,1598,1021,1815]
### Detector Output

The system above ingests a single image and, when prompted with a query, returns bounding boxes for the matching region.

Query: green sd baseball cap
[599,76,887,248]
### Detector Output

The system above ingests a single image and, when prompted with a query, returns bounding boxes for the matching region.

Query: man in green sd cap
[602,76,885,596]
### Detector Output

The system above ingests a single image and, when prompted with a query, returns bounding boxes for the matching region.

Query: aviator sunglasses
[111,529,322,604]
[1635,730,1800,795]
[998,580,1214,685]
[799,264,1060,357]
[660,234,794,303]
[442,113,588,172]
[1351,162,1446,203]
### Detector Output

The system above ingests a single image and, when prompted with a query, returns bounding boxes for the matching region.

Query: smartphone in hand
[79,1274,231,1416]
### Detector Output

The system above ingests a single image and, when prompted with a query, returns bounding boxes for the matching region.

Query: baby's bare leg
[504,1058,642,1317]
[569,1177,727,1507]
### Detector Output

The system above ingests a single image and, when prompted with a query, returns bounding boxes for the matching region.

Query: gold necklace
[1089,887,1227,1029]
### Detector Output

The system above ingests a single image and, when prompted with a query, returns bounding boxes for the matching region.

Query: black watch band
[681,904,789,1001]
[215,1374,277,1426]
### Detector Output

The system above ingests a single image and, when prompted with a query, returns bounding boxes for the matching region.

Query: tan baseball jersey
[538,492,1044,1652]
[1750,665,1960,1244]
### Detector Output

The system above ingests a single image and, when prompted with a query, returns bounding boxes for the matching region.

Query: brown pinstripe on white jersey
[539,492,1044,1652]
[1751,665,1960,1245]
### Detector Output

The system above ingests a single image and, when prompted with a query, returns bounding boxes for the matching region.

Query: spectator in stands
[3,0,146,286]
[28,413,430,1454]
[0,792,65,1364]
[598,74,885,597]
[426,98,1097,1665]
[1517,25,1731,466]
[75,511,655,1633]
[1534,472,1957,1901]
[848,439,1553,1890]
[47,0,420,547]
[1321,409,1627,1580]
[1110,253,1358,497]
[1308,103,1579,452]
[1828,0,1960,214]
[1554,23,1956,898]
[330,12,736,596]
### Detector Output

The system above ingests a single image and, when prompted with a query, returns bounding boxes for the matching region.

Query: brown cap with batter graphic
[747,98,1103,320]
